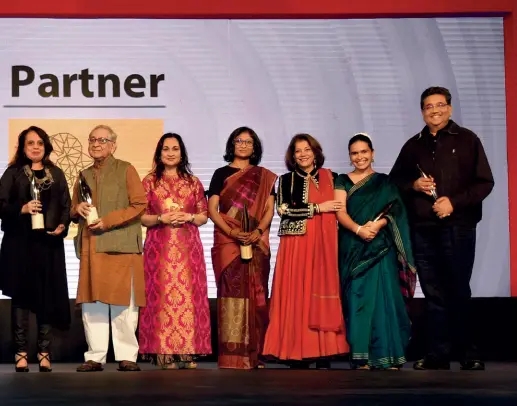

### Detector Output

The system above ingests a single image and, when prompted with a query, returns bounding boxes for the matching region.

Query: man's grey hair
[89,125,118,142]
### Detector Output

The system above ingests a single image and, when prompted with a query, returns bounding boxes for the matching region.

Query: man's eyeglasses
[234,139,254,147]
[423,103,449,111]
[88,137,114,145]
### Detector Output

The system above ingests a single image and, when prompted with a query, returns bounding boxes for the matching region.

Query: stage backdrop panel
[0,17,508,299]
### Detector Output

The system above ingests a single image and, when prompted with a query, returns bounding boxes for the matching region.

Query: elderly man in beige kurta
[71,125,147,372]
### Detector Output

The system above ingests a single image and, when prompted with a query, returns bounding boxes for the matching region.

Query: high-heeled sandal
[38,353,52,372]
[15,353,29,373]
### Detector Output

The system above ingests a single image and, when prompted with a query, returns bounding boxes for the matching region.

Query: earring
[372,159,375,163]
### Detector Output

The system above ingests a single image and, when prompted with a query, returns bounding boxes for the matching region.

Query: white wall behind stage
[0,17,509,298]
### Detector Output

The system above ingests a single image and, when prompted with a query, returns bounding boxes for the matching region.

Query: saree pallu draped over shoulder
[337,172,416,369]
[211,166,277,369]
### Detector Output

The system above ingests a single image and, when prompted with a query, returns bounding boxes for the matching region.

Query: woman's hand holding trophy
[22,199,42,215]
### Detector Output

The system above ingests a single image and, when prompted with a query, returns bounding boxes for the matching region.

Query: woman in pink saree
[208,127,277,369]
[139,133,211,369]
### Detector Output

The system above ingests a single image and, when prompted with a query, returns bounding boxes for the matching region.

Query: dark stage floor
[0,362,516,405]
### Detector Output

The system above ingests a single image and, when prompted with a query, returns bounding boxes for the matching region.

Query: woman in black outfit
[0,126,71,372]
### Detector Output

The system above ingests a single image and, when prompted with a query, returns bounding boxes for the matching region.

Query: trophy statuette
[78,173,99,225]
[29,176,44,230]
[373,201,395,222]
[240,203,253,260]
[417,164,438,201]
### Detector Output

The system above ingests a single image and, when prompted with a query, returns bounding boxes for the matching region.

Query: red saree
[263,168,348,360]
[211,166,277,369]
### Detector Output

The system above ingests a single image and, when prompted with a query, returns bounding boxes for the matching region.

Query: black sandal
[38,353,52,372]
[15,353,29,373]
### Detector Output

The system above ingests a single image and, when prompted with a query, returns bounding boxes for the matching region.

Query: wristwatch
[257,228,264,235]
[157,214,162,223]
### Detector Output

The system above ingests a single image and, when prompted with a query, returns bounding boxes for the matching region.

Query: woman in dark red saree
[208,127,277,369]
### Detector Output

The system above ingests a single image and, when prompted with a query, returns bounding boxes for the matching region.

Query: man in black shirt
[390,87,494,371]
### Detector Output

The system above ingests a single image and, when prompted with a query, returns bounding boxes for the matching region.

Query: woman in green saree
[335,133,416,370]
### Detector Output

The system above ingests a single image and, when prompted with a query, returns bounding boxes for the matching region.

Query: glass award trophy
[417,164,438,200]
[78,172,99,225]
[240,203,253,260]
[29,176,44,230]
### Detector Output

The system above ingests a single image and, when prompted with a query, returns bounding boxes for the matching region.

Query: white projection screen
[0,17,509,299]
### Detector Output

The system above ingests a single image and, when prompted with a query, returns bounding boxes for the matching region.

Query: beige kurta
[71,161,147,307]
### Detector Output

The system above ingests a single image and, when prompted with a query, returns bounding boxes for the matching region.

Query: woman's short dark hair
[223,126,263,165]
[284,133,325,171]
[152,133,193,182]
[9,126,55,168]
[348,133,374,152]
[420,86,452,110]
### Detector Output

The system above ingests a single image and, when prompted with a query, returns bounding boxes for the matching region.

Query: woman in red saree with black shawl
[263,134,348,369]
[208,127,277,369]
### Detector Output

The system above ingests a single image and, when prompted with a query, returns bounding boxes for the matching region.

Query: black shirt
[389,120,494,227]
